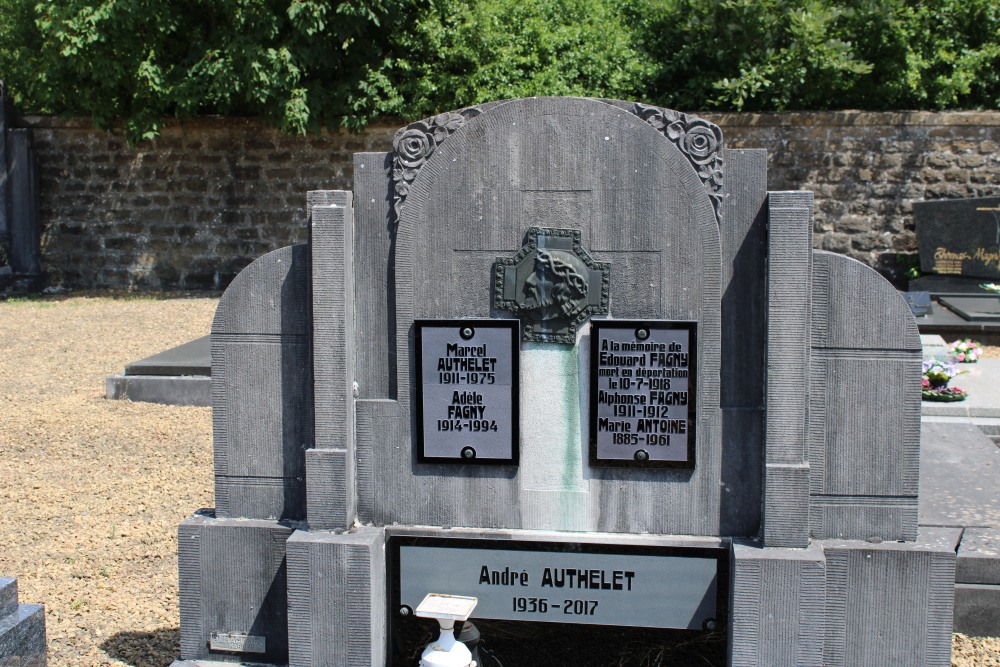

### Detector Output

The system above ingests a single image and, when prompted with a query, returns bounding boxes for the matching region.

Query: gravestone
[0,577,46,666]
[0,81,42,291]
[172,97,952,666]
[914,197,1000,281]
[908,197,1000,333]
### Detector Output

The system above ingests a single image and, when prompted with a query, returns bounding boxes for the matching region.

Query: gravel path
[1,294,215,666]
[0,294,998,666]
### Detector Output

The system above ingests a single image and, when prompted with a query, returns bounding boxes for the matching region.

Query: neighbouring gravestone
[172,98,953,667]
[0,577,46,666]
[910,197,1000,328]
[914,196,1000,281]
[0,81,42,291]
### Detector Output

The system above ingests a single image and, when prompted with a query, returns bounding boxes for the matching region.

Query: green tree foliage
[0,0,997,141]
[7,0,410,140]
[387,0,656,119]
[0,0,43,106]
[644,0,1000,112]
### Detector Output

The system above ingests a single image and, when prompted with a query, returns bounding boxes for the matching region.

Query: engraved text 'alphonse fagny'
[590,320,697,468]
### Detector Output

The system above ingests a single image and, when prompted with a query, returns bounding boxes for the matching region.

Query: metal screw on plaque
[461,447,476,460]
[460,327,475,340]
[400,606,411,617]
[634,449,649,462]
[635,327,649,340]
[703,618,717,631]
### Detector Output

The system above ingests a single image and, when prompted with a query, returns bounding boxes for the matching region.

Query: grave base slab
[286,527,386,667]
[106,374,210,407]
[177,512,296,664]
[731,528,956,667]
[954,583,1000,636]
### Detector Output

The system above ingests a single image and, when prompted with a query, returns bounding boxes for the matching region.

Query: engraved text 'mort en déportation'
[596,332,691,448]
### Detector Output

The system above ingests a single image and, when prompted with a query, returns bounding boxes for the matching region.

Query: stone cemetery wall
[26,117,396,290]
[18,109,1000,290]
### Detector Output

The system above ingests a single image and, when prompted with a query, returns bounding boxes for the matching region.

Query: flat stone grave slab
[910,275,999,294]
[921,357,1000,419]
[908,294,1000,339]
[955,528,1000,637]
[124,335,210,376]
[957,528,1000,584]
[106,335,210,407]
[937,295,1000,322]
[918,421,1000,529]
[921,334,949,359]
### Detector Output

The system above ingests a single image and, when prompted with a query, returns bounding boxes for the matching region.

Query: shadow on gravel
[100,627,179,667]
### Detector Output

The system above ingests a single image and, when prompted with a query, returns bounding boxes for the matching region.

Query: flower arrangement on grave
[980,283,1000,294]
[921,359,968,402]
[948,338,983,363]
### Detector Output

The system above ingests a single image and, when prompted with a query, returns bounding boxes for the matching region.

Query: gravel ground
[0,293,998,666]
[1,294,216,666]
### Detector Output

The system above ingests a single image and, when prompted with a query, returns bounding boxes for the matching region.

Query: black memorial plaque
[388,535,727,632]
[415,319,519,464]
[589,320,697,468]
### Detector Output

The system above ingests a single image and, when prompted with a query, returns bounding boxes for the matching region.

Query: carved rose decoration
[394,126,434,169]
[666,119,721,166]
[392,107,482,221]
[633,102,724,222]
[700,162,724,189]
[430,112,466,143]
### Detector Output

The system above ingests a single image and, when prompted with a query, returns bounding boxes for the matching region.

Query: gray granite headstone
[808,251,921,541]
[0,577,46,667]
[172,96,953,667]
[362,96,724,535]
[211,244,313,521]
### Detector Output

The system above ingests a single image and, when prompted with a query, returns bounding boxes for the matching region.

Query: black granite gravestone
[914,197,1000,281]
[0,82,42,291]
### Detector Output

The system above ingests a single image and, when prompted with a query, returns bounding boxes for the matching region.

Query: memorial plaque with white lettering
[415,319,519,464]
[590,320,697,468]
[389,536,726,631]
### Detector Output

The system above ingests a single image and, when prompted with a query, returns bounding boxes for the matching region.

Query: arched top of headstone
[212,244,311,336]
[386,95,724,472]
[811,250,921,351]
[391,97,724,225]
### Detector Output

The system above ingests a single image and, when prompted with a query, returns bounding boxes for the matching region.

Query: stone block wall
[715,111,1000,281]
[27,117,394,290]
[17,109,1000,290]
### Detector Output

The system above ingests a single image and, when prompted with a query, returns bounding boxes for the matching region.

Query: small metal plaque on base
[415,319,519,464]
[589,320,697,469]
[208,631,266,654]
